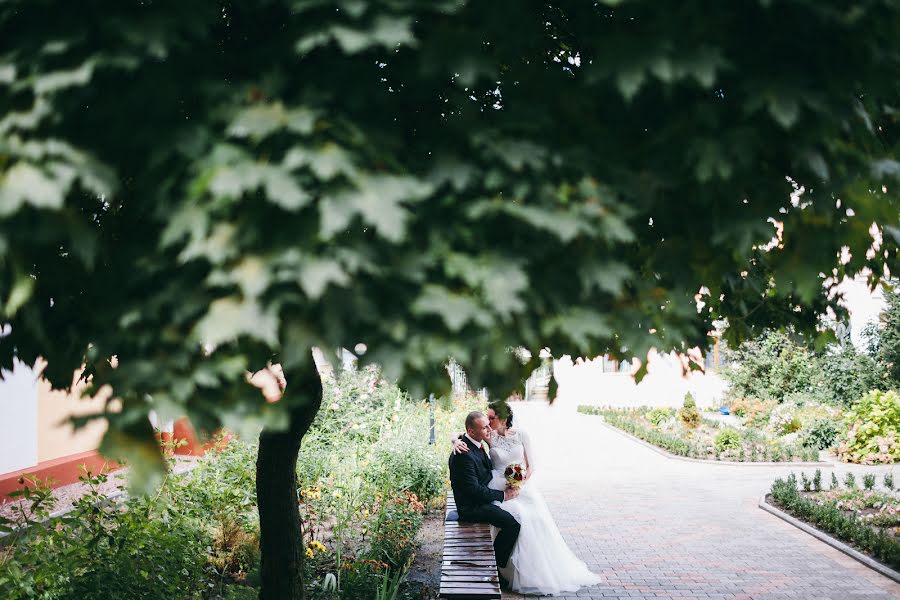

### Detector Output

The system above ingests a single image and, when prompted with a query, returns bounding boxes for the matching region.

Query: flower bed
[0,366,475,600]
[768,471,900,570]
[578,405,820,462]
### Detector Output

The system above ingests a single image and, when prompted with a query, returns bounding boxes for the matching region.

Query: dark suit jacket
[449,435,504,514]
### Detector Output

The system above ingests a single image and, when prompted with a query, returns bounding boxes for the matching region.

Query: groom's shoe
[498,574,510,591]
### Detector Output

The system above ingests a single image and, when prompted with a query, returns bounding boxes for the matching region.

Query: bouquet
[504,463,525,489]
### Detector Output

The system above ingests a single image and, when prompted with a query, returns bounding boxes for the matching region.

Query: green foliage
[646,407,673,427]
[770,475,900,570]
[579,406,818,462]
[682,393,697,409]
[0,0,898,496]
[876,289,900,389]
[886,473,895,491]
[831,472,840,490]
[579,407,692,456]
[863,474,877,490]
[801,418,840,451]
[370,443,444,506]
[818,344,884,407]
[812,469,822,492]
[714,428,742,453]
[838,390,900,464]
[677,394,701,429]
[723,330,825,404]
[845,472,857,489]
[0,470,215,600]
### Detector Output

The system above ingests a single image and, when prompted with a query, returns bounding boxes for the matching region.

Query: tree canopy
[1,0,898,474]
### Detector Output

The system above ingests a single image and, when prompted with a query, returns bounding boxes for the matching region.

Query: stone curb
[591,416,834,468]
[758,495,900,585]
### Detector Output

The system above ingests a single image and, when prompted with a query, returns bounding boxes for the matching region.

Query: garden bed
[766,471,900,574]
[0,366,477,600]
[578,405,820,463]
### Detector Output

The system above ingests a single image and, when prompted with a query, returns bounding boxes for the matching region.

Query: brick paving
[501,403,900,599]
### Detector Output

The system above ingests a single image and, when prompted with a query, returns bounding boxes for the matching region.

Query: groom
[448,411,520,572]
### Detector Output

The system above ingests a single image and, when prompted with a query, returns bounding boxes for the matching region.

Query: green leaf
[283,143,357,180]
[262,167,310,210]
[227,103,318,140]
[33,60,94,94]
[768,95,800,129]
[543,309,612,349]
[98,429,166,497]
[4,274,35,317]
[298,256,349,299]
[193,297,279,347]
[579,261,633,296]
[412,285,492,332]
[227,103,287,140]
[0,161,68,216]
[0,64,15,84]
[616,67,645,101]
[320,174,432,241]
[331,16,416,54]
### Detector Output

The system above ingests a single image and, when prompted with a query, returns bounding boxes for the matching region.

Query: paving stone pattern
[500,403,900,600]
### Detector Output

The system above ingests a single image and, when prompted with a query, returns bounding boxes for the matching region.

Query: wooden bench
[439,490,501,599]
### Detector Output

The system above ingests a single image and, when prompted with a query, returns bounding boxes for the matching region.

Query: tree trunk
[256,367,322,600]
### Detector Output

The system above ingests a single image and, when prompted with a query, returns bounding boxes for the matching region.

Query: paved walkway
[504,402,900,600]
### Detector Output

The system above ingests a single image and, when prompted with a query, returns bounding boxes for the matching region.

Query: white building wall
[0,359,39,474]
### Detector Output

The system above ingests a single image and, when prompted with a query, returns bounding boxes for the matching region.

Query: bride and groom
[447,400,602,596]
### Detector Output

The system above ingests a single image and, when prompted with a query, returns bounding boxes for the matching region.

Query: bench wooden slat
[440,491,501,599]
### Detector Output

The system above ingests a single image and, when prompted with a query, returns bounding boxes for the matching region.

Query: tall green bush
[876,289,900,389]
[818,344,884,407]
[723,330,824,403]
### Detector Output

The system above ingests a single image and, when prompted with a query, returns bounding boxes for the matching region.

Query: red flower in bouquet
[504,463,525,488]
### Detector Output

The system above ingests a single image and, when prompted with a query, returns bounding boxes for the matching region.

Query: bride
[452,399,602,596]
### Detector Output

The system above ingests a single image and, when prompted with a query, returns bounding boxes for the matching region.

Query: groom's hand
[503,487,519,502]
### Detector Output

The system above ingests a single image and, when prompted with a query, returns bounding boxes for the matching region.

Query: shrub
[714,428,742,453]
[876,289,900,389]
[371,442,444,507]
[0,470,215,600]
[801,418,840,451]
[769,475,900,570]
[831,472,840,490]
[863,474,877,490]
[723,330,823,403]
[812,469,822,492]
[678,395,701,429]
[647,407,672,427]
[845,472,857,489]
[837,389,900,464]
[885,473,895,491]
[818,344,884,407]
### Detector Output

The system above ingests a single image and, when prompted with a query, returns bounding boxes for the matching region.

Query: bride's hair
[488,399,513,428]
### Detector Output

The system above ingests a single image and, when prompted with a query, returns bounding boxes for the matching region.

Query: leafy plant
[812,469,822,492]
[678,395,701,429]
[863,474,877,490]
[801,418,840,451]
[714,428,742,453]
[837,390,900,464]
[770,477,900,570]
[885,473,895,491]
[647,407,673,427]
[844,472,857,489]
[831,472,840,490]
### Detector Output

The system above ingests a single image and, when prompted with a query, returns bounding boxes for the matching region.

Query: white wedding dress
[487,429,602,596]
